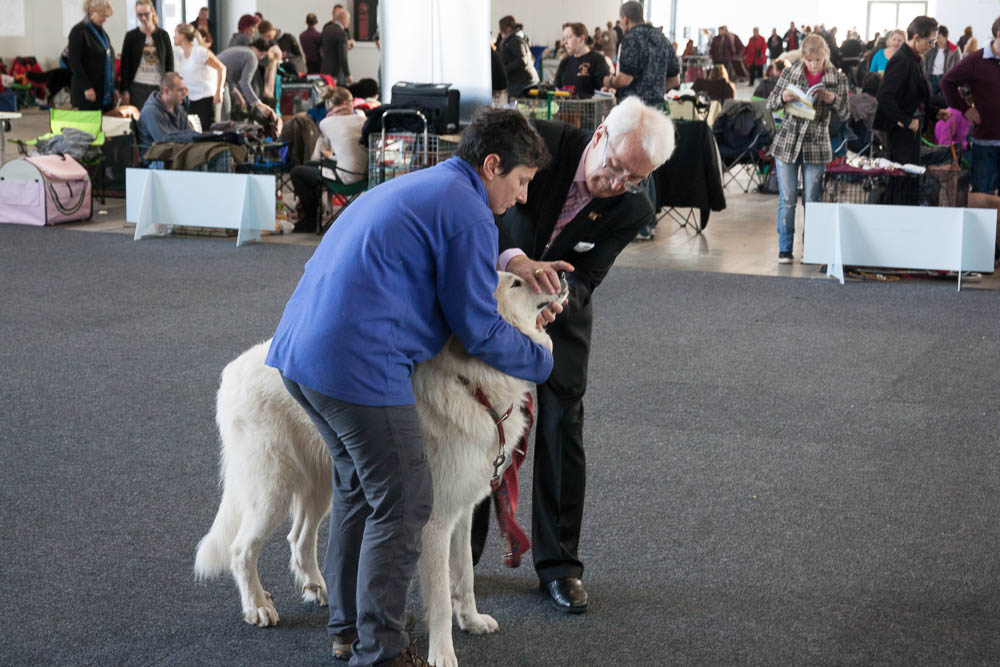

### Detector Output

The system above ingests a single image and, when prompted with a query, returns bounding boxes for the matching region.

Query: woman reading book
[766,33,849,264]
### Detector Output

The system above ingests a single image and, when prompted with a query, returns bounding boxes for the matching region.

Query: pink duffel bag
[0,154,92,226]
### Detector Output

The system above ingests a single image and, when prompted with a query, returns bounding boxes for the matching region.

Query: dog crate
[821,165,969,208]
[368,109,458,186]
[515,91,616,131]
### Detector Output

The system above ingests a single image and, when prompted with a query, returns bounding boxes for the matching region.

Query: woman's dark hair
[498,16,521,33]
[906,16,938,40]
[993,16,1000,39]
[306,12,317,27]
[456,109,550,174]
[861,72,881,95]
[562,22,587,38]
[251,37,272,52]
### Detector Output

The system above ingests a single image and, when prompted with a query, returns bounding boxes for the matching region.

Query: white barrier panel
[126,169,275,247]
[803,202,996,287]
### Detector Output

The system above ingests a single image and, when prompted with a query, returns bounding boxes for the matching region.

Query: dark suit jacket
[320,22,350,84]
[497,120,653,394]
[873,43,939,131]
[67,20,116,109]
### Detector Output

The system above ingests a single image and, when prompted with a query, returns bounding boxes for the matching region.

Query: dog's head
[494,270,569,346]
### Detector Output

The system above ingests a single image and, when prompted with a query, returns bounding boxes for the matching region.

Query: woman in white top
[291,87,367,232]
[173,23,225,132]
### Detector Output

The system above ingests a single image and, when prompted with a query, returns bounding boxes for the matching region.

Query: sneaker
[778,251,794,264]
[633,229,654,241]
[384,641,430,667]
[331,630,358,661]
[331,612,416,661]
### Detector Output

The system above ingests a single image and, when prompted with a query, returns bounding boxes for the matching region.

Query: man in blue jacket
[137,72,189,145]
[266,108,554,667]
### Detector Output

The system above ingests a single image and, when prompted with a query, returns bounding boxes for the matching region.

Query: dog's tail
[194,488,240,581]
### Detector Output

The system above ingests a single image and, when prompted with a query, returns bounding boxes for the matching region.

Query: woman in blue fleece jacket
[265,109,554,666]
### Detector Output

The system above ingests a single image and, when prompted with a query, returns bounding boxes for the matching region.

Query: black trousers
[290,161,324,231]
[887,125,921,165]
[187,96,214,133]
[472,299,593,584]
[749,65,764,86]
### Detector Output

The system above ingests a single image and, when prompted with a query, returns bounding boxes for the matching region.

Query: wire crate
[822,167,969,207]
[367,110,459,186]
[515,92,616,131]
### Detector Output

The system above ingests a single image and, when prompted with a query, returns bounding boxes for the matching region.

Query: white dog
[195,271,568,667]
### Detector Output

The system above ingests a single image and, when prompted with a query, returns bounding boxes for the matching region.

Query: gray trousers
[281,376,433,666]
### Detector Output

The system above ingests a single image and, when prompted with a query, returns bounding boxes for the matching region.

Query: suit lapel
[542,196,618,260]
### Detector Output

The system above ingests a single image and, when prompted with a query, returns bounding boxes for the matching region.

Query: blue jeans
[775,157,824,254]
[970,143,1000,195]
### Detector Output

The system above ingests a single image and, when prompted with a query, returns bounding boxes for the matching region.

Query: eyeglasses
[136,11,150,17]
[601,132,646,195]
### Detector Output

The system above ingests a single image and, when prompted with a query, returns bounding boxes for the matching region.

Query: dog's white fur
[195,271,568,667]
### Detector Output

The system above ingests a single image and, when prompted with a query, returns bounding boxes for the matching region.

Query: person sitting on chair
[137,72,189,145]
[289,87,366,233]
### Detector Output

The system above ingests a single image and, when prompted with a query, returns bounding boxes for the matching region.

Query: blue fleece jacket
[265,156,553,406]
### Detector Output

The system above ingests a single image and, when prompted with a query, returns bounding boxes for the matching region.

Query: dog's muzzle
[538,272,570,310]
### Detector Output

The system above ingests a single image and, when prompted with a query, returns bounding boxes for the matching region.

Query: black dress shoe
[541,577,588,613]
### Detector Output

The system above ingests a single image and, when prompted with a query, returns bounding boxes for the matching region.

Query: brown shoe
[383,641,429,667]
[331,629,357,661]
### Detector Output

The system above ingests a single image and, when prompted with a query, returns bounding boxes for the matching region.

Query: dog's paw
[242,603,279,627]
[427,643,459,667]
[301,581,328,606]
[458,612,499,635]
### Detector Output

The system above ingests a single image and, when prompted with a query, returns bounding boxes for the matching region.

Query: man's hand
[121,90,131,105]
[965,107,981,126]
[506,255,574,295]
[908,118,920,134]
[536,301,565,331]
[84,88,96,102]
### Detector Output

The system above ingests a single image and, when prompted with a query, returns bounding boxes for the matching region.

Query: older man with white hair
[471,96,675,614]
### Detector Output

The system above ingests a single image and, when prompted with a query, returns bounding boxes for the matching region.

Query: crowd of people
[26,2,1000,664]
[62,0,370,146]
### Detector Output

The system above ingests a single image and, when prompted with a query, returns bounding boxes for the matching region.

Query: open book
[784,82,824,121]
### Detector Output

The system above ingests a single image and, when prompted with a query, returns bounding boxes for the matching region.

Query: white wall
[936,0,998,48]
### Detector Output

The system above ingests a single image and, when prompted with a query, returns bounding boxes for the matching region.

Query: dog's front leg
[420,516,459,667]
[450,505,499,635]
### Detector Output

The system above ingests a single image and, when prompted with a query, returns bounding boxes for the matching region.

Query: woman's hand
[84,88,96,102]
[816,89,835,104]
[213,90,222,104]
[908,118,920,134]
[120,90,130,105]
[936,109,952,121]
[781,89,796,103]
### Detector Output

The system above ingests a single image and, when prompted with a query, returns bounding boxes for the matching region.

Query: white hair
[603,96,675,168]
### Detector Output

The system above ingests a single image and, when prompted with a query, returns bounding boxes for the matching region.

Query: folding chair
[317,158,367,234]
[713,100,774,193]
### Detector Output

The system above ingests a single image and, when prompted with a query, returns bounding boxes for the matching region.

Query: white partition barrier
[126,169,275,247]
[803,202,997,289]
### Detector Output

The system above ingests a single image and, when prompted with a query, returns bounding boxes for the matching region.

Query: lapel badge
[588,211,599,221]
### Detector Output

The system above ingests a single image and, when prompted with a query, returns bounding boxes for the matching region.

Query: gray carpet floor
[2,224,999,666]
